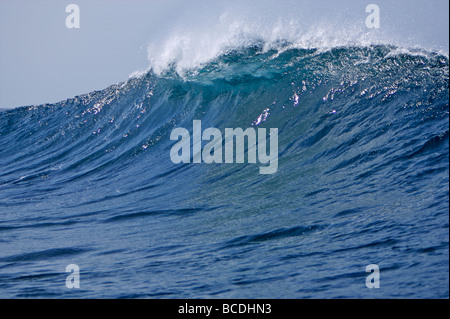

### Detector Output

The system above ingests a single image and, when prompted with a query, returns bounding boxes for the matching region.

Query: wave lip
[143,7,449,77]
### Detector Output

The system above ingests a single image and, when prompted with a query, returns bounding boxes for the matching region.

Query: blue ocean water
[0,44,448,298]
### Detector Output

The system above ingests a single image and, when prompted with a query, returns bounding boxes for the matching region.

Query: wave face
[0,44,448,298]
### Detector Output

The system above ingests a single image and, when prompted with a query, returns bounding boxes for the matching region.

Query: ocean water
[0,44,448,298]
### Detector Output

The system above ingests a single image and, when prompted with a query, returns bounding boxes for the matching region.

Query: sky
[0,0,449,108]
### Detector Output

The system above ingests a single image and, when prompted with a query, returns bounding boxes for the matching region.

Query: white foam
[144,3,393,75]
[138,0,448,77]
